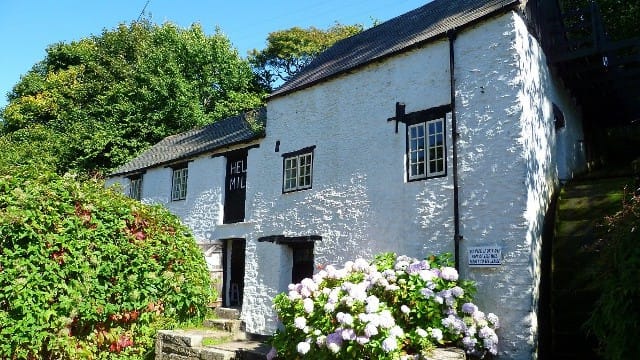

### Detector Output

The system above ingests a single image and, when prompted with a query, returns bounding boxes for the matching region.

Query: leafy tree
[249,23,363,90]
[0,164,214,359]
[559,0,640,41]
[0,20,265,174]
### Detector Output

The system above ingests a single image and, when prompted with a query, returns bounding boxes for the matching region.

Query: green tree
[0,20,265,174]
[559,0,640,41]
[249,23,363,90]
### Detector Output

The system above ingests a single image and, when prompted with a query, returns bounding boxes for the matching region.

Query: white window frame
[408,116,446,180]
[129,175,143,200]
[171,166,188,201]
[283,147,314,193]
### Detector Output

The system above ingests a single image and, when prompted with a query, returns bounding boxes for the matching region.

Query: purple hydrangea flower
[326,332,343,353]
[266,347,277,360]
[462,302,479,314]
[440,266,459,281]
[341,328,356,341]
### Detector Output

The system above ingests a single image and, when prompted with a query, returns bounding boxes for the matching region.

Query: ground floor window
[171,166,188,201]
[128,175,142,200]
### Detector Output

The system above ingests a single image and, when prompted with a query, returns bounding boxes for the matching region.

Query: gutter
[448,30,462,271]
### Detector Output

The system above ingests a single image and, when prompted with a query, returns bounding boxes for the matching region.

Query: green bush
[586,187,640,359]
[268,252,499,360]
[0,166,214,359]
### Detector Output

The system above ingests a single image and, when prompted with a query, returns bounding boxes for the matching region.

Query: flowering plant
[268,252,499,359]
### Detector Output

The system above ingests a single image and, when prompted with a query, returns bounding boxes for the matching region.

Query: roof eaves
[108,133,264,178]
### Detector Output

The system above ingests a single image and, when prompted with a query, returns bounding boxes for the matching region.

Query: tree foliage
[0,165,214,359]
[559,0,640,41]
[248,23,363,90]
[0,20,265,174]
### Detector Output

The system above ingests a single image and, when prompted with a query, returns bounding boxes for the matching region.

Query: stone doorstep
[208,340,271,360]
[203,318,245,339]
[213,307,241,320]
[156,329,465,360]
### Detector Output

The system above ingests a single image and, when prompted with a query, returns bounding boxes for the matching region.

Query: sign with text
[468,246,502,267]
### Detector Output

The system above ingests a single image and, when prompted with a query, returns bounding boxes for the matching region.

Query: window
[171,166,188,201]
[283,146,315,193]
[408,117,446,180]
[129,175,142,200]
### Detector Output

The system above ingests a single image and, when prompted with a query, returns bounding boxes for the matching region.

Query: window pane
[298,154,312,188]
[283,151,313,192]
[426,118,445,176]
[130,177,142,200]
[172,168,188,200]
[408,123,427,179]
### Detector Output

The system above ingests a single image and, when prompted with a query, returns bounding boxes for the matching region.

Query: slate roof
[270,0,519,98]
[110,108,266,176]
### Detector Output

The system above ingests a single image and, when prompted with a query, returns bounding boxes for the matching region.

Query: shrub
[586,186,640,359]
[0,166,214,359]
[268,252,499,359]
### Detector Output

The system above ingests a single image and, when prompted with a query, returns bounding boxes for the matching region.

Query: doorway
[291,242,314,284]
[222,238,245,307]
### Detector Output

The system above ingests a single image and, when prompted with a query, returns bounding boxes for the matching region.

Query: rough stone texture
[109,9,587,360]
[427,348,466,360]
[156,329,236,360]
[203,319,246,339]
[156,332,464,360]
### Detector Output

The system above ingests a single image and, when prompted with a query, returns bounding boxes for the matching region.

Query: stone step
[156,329,236,359]
[214,307,241,320]
[208,340,271,360]
[203,318,246,340]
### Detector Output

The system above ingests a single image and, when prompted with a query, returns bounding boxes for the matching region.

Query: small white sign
[468,246,502,267]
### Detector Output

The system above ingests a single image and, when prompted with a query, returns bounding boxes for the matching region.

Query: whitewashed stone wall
[454,12,586,359]
[244,37,456,334]
[107,10,587,360]
[106,154,226,243]
[243,10,585,360]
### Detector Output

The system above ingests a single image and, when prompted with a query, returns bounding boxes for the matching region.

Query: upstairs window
[283,146,315,193]
[129,175,143,200]
[171,165,188,201]
[408,117,446,180]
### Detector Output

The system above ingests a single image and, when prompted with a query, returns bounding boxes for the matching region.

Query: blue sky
[0,0,431,109]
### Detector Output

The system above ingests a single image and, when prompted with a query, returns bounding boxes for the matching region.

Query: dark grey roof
[270,0,519,97]
[110,108,266,176]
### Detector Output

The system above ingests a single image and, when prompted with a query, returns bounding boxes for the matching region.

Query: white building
[107,1,587,358]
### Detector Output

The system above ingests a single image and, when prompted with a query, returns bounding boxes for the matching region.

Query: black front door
[224,149,247,224]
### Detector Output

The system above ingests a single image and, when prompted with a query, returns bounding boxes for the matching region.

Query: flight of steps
[155,307,271,360]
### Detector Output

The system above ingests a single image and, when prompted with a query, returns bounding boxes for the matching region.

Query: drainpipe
[449,30,462,271]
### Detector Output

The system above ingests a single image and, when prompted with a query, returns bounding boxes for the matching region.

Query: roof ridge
[270,0,519,98]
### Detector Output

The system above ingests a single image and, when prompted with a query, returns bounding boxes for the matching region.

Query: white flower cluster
[269,253,500,359]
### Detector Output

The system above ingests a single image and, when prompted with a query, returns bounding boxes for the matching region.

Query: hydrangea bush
[268,253,499,359]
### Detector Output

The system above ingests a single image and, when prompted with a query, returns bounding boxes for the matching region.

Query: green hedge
[0,167,213,359]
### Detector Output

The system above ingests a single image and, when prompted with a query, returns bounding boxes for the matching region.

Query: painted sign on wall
[468,246,502,267]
